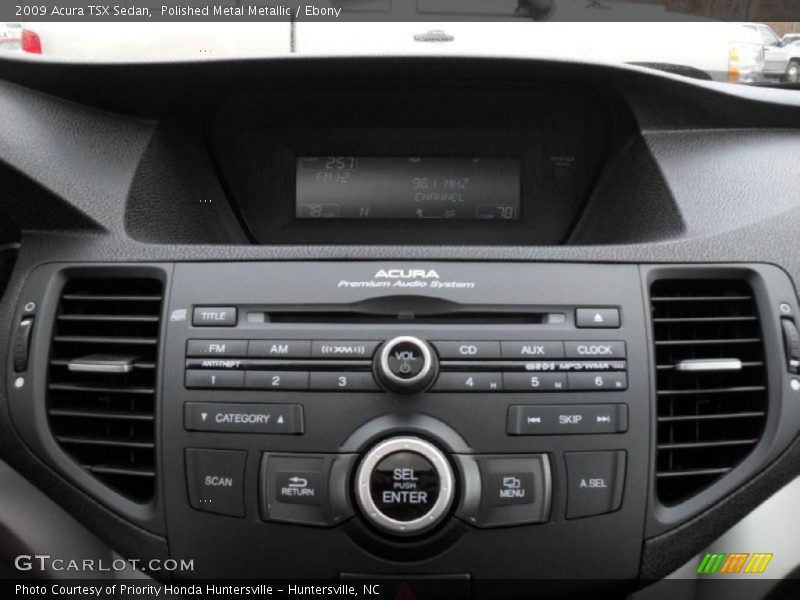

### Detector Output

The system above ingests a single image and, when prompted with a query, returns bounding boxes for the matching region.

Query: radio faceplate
[160,262,650,580]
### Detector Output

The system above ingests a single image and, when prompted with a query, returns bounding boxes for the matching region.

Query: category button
[192,307,237,327]
[564,341,626,359]
[184,402,304,434]
[501,341,565,359]
[432,372,503,392]
[568,372,628,391]
[312,341,380,358]
[431,341,502,360]
[248,340,312,358]
[186,449,246,517]
[186,339,247,357]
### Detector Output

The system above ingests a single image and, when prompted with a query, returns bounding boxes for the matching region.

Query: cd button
[432,341,501,360]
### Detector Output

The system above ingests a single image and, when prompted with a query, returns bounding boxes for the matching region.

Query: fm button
[375,336,437,394]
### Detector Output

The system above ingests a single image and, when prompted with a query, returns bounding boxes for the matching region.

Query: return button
[184,402,304,434]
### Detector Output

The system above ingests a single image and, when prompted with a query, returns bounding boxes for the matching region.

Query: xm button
[355,437,454,536]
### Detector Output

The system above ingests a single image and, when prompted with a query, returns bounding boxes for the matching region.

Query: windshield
[2,1,800,87]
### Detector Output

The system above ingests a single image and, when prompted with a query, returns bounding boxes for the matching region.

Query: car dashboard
[1,55,800,596]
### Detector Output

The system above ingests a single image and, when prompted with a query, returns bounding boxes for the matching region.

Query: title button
[192,307,237,327]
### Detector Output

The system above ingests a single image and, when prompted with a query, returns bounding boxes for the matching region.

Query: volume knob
[374,336,437,394]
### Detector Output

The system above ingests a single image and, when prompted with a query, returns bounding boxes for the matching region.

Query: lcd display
[295,157,520,220]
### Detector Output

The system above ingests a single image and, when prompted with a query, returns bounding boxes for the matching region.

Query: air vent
[651,279,767,505]
[47,277,163,502]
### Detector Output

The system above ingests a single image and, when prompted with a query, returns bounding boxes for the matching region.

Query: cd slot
[254,311,560,325]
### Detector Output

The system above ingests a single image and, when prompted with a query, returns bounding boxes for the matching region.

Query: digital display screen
[295,157,520,220]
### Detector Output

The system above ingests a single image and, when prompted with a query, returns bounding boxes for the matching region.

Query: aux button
[375,336,437,394]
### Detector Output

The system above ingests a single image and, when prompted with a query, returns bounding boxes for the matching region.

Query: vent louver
[47,277,163,502]
[651,279,767,505]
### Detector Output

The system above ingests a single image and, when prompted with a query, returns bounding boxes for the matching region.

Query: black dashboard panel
[210,86,614,244]
[1,55,800,590]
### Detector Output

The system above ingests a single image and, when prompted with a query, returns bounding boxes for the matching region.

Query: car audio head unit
[12,260,798,588]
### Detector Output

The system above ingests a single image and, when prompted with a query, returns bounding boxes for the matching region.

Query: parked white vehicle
[17,18,792,84]
[17,21,291,60]
[782,36,800,83]
[0,22,22,52]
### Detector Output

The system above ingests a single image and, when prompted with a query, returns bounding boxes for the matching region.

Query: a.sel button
[432,373,503,392]
[503,373,568,391]
[186,448,246,517]
[185,402,303,434]
[431,341,501,360]
[309,372,379,391]
[565,451,626,519]
[507,404,628,435]
[568,372,627,391]
[564,341,626,359]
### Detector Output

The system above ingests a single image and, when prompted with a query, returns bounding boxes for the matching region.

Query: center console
[9,259,800,594]
[161,261,651,580]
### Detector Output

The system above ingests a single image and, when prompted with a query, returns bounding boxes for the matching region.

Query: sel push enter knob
[355,436,455,536]
[374,336,437,394]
